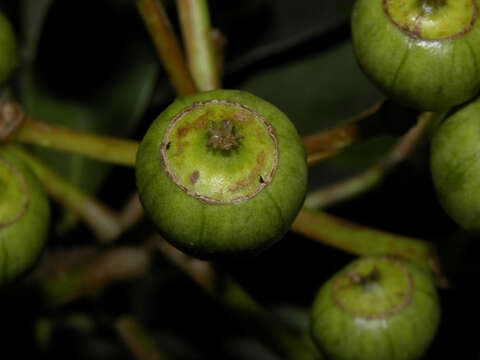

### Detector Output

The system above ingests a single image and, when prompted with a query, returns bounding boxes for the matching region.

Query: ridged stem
[136,0,197,96]
[176,0,221,91]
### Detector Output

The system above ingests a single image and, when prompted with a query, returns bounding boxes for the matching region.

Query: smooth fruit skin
[0,147,50,284]
[0,10,18,85]
[136,90,307,258]
[430,96,480,232]
[311,256,440,360]
[351,0,480,111]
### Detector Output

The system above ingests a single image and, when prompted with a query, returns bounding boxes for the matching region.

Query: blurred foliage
[0,0,479,359]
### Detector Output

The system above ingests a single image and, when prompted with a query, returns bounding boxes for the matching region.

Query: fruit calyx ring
[160,99,279,205]
[384,0,478,40]
[331,256,413,319]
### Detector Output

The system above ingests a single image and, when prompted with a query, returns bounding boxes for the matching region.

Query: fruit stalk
[7,145,123,242]
[292,209,442,282]
[0,101,139,167]
[136,0,197,96]
[303,99,385,166]
[304,111,434,209]
[176,0,221,91]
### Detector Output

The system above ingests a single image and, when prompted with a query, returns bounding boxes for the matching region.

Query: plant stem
[176,0,221,91]
[119,192,144,231]
[153,237,322,360]
[13,117,138,167]
[115,315,169,360]
[304,112,434,209]
[304,99,385,166]
[136,0,197,96]
[40,247,151,306]
[7,145,123,242]
[291,209,445,285]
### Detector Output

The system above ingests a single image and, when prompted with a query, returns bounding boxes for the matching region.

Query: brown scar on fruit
[232,110,252,123]
[190,170,199,184]
[177,112,210,138]
[230,150,266,192]
[173,141,189,156]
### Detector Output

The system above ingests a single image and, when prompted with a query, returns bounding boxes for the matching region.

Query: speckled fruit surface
[0,147,50,284]
[311,256,440,360]
[352,0,480,111]
[136,90,307,258]
[430,96,480,232]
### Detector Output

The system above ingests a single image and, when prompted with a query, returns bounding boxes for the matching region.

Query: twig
[304,112,435,209]
[119,192,145,231]
[291,209,447,286]
[7,145,123,242]
[304,99,385,165]
[115,315,169,360]
[40,247,151,306]
[136,0,197,96]
[15,117,138,167]
[176,0,221,91]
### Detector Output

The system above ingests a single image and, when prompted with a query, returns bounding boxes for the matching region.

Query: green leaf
[19,0,158,194]
[240,41,381,135]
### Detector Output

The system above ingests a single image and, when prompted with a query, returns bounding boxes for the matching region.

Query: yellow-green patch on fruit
[135,90,307,258]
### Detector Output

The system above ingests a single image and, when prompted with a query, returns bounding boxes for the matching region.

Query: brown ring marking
[160,99,279,205]
[0,156,30,228]
[383,0,478,41]
[331,256,413,320]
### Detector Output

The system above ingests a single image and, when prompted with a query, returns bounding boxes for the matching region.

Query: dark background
[0,0,478,358]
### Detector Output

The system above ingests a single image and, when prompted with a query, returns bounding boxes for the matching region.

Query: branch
[136,0,197,96]
[291,209,446,286]
[39,247,151,306]
[304,99,385,166]
[7,145,123,242]
[304,112,435,209]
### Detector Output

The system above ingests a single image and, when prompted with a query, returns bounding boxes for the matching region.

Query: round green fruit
[311,255,440,360]
[135,90,307,258]
[430,96,480,232]
[0,10,18,85]
[0,147,50,284]
[351,0,480,111]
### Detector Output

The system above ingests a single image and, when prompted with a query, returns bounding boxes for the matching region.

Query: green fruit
[351,0,480,111]
[0,147,50,284]
[136,90,307,258]
[0,10,18,85]
[430,96,480,232]
[311,256,440,360]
